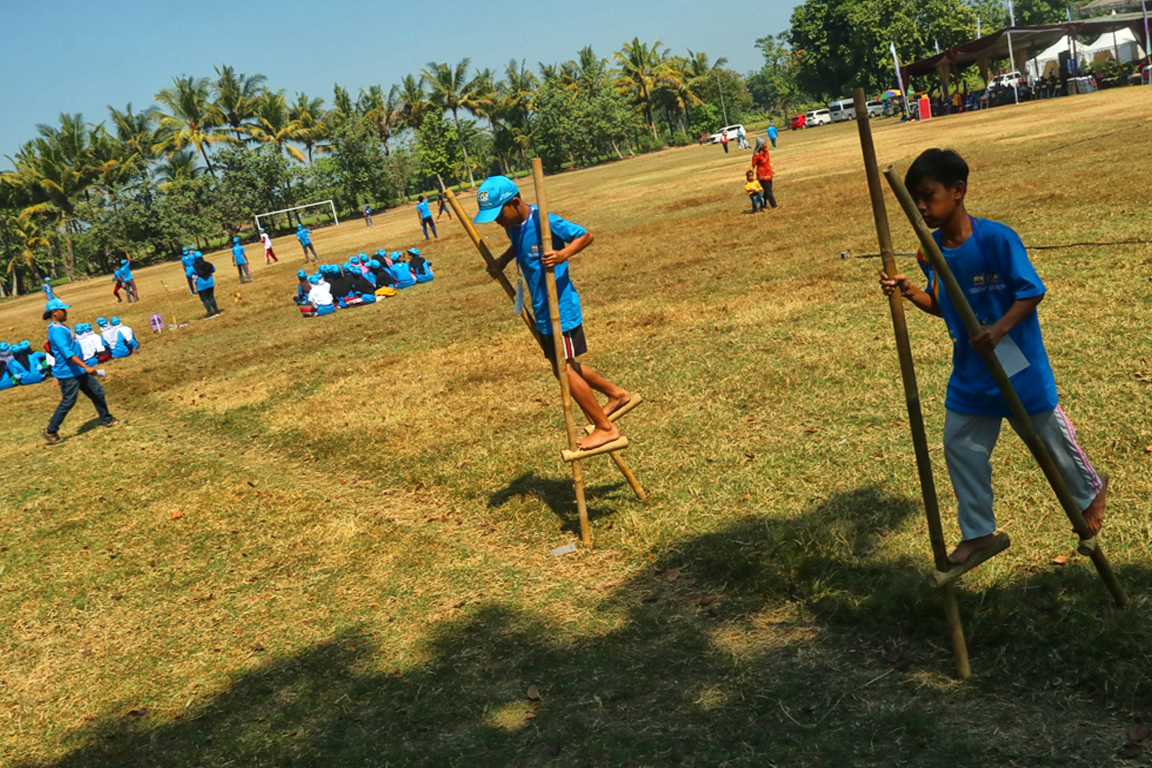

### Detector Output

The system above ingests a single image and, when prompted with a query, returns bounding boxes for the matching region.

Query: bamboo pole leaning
[852,88,971,680]
[531,158,593,546]
[881,165,1129,609]
[443,189,646,504]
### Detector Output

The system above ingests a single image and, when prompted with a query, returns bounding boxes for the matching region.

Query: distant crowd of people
[295,248,434,317]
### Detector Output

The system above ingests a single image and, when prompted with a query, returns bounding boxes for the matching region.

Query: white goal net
[254,200,339,232]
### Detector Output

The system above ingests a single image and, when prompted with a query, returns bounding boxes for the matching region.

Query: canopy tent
[899,12,1150,88]
[1028,27,1145,77]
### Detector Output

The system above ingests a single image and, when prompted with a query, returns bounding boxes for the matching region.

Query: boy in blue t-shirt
[476,175,631,452]
[231,237,252,283]
[880,149,1106,564]
[416,195,437,239]
[295,225,319,263]
[181,247,197,295]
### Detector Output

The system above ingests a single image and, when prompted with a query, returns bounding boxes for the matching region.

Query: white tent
[1028,27,1146,78]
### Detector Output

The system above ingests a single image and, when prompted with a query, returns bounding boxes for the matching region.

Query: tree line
[0,43,765,294]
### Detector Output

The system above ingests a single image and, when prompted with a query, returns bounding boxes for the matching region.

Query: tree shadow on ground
[20,486,1151,768]
[488,471,627,535]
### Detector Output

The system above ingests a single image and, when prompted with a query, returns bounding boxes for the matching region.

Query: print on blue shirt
[506,206,585,336]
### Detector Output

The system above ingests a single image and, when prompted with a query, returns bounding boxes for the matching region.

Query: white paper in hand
[994,335,1030,378]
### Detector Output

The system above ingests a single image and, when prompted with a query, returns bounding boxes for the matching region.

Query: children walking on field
[744,170,766,213]
[475,175,630,451]
[879,148,1107,564]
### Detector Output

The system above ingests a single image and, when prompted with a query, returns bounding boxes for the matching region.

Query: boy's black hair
[905,148,969,190]
[418,194,426,201]
[42,310,53,320]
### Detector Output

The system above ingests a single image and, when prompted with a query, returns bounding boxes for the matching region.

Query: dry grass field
[1,86,1151,767]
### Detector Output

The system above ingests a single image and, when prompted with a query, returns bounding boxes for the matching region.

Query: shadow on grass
[489,471,627,535]
[21,486,1152,768]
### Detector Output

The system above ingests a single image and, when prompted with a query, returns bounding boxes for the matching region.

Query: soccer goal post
[254,200,339,232]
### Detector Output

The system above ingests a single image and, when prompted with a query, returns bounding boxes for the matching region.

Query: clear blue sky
[0,0,798,167]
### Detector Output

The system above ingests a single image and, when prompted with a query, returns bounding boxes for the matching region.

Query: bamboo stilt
[562,436,629,463]
[931,532,1012,588]
[881,165,1129,609]
[531,159,592,546]
[853,89,971,680]
[444,188,646,505]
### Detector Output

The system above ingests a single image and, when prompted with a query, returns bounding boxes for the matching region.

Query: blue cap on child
[473,176,520,224]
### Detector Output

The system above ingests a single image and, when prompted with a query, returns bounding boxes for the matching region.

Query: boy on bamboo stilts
[475,175,630,451]
[880,149,1107,564]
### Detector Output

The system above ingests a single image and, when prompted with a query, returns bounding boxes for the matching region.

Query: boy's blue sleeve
[548,213,586,245]
[987,223,1045,299]
[915,251,935,296]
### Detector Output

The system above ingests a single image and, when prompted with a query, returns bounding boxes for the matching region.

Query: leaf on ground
[170,511,184,520]
[527,685,541,701]
[665,568,681,582]
[1052,555,1068,565]
[524,712,536,720]
[1129,724,1149,743]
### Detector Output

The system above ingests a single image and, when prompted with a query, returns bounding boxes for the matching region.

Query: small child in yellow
[744,170,766,213]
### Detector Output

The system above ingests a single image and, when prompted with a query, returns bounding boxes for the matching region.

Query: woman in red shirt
[750,137,778,209]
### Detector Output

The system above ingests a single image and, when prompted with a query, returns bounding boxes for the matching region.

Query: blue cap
[350,256,360,264]
[42,276,51,282]
[368,259,380,268]
[45,298,71,312]
[194,251,202,257]
[182,246,189,253]
[96,317,108,326]
[407,248,420,256]
[297,269,306,278]
[120,259,128,265]
[390,251,402,259]
[111,317,121,325]
[233,237,240,243]
[0,343,8,352]
[308,274,321,285]
[473,176,519,223]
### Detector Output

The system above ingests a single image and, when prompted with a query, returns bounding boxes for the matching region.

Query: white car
[866,100,884,118]
[805,109,831,127]
[708,124,745,144]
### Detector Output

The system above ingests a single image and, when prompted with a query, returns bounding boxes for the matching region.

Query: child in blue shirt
[417,195,437,239]
[41,277,55,301]
[880,149,1106,564]
[119,258,139,303]
[181,247,197,295]
[231,237,252,283]
[476,175,631,452]
[41,298,117,443]
[296,225,319,263]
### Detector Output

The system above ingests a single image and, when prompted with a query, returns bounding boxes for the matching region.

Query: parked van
[866,100,885,118]
[828,99,857,122]
[991,71,1025,89]
[805,109,831,127]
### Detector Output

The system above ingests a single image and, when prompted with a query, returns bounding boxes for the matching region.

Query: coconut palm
[154,149,202,189]
[614,38,669,138]
[422,59,486,188]
[357,85,405,156]
[155,76,228,176]
[398,73,431,131]
[2,214,50,295]
[248,90,305,162]
[289,93,328,164]
[212,65,267,141]
[330,84,354,128]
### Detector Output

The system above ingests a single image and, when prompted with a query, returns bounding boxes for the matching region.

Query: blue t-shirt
[296,229,311,245]
[181,253,196,277]
[917,217,1057,416]
[232,244,247,264]
[120,264,134,281]
[390,262,415,288]
[507,206,585,336]
[47,322,86,379]
[767,125,778,139]
[417,200,432,218]
[42,283,55,299]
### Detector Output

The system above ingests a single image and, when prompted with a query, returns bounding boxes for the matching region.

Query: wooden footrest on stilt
[930,532,1011,588]
[1076,536,1097,557]
[583,394,645,435]
[562,436,629,463]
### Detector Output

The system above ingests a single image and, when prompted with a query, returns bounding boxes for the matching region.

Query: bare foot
[577,423,620,451]
[948,534,999,565]
[1081,471,1108,535]
[603,391,632,418]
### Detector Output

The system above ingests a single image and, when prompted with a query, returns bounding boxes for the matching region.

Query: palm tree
[614,38,669,138]
[104,103,165,189]
[155,76,228,176]
[248,90,306,162]
[422,59,485,188]
[684,50,729,131]
[2,114,113,280]
[357,85,404,156]
[154,149,202,189]
[398,73,431,131]
[330,84,354,128]
[289,93,328,164]
[212,65,267,140]
[3,214,50,295]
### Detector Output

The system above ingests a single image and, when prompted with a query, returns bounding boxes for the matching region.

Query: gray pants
[943,406,1102,540]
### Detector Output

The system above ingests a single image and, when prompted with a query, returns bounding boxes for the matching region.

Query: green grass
[2,87,1152,767]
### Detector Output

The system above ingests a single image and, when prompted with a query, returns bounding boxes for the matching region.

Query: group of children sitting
[0,316,138,391]
[294,248,434,317]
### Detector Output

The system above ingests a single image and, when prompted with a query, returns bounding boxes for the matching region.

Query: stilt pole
[531,159,592,545]
[853,89,971,679]
[444,189,646,504]
[882,165,1128,609]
